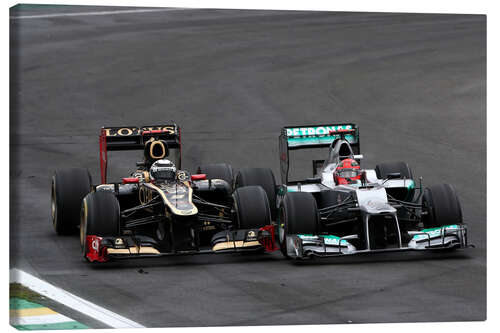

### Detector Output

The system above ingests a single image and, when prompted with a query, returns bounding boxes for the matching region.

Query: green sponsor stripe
[298,234,348,245]
[412,225,461,241]
[10,298,43,310]
[13,321,89,330]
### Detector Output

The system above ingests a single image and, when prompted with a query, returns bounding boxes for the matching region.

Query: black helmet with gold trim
[150,159,176,182]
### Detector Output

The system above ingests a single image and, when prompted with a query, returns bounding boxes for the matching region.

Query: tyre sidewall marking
[80,198,88,254]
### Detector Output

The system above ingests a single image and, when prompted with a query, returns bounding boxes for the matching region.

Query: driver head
[150,159,176,183]
[334,158,361,185]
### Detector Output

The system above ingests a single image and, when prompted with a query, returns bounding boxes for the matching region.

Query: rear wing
[99,124,181,184]
[279,123,360,184]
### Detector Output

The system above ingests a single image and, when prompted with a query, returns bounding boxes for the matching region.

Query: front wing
[84,225,277,262]
[284,224,471,259]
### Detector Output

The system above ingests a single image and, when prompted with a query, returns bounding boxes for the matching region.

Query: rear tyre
[375,161,413,180]
[197,163,234,186]
[375,161,414,201]
[80,191,120,253]
[233,186,271,229]
[279,192,320,258]
[422,184,462,229]
[51,168,92,235]
[235,168,277,220]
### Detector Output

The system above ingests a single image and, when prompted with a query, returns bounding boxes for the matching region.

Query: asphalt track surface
[10,5,486,327]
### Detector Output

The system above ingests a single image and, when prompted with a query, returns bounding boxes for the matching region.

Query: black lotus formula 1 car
[51,124,279,262]
[276,123,471,259]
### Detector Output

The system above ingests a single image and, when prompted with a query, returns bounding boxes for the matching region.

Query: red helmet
[334,158,361,185]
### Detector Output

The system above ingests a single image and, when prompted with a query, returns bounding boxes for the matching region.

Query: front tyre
[51,168,92,235]
[233,186,271,229]
[279,192,320,258]
[80,191,120,254]
[422,184,462,229]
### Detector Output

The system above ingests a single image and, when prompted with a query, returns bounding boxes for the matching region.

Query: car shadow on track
[86,251,284,270]
[85,248,474,270]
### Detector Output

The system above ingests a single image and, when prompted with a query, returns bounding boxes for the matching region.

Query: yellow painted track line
[10,269,145,328]
[10,307,57,317]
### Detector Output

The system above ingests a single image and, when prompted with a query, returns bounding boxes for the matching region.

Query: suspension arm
[124,215,165,228]
[192,199,231,210]
[121,199,162,218]
[197,213,233,224]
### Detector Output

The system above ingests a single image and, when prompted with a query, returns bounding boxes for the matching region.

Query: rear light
[191,174,207,181]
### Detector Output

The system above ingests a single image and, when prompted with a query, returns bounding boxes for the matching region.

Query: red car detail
[191,174,207,181]
[259,225,278,252]
[85,235,108,262]
[122,177,139,184]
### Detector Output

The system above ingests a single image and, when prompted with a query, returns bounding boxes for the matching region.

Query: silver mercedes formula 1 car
[276,123,471,259]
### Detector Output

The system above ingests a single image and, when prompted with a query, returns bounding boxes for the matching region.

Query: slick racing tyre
[235,168,277,220]
[51,168,92,235]
[375,161,414,201]
[233,186,271,229]
[422,184,463,229]
[197,163,234,187]
[80,191,120,253]
[279,192,320,258]
[375,161,413,180]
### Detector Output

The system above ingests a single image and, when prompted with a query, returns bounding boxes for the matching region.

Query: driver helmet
[334,158,361,185]
[150,159,177,182]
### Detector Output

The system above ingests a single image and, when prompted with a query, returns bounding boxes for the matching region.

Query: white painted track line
[11,313,75,326]
[10,8,192,20]
[10,268,145,329]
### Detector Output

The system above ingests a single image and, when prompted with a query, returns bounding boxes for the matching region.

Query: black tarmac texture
[10,5,486,327]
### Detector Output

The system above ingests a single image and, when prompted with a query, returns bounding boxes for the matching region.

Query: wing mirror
[191,174,207,181]
[122,177,139,184]
[386,172,401,179]
[305,177,322,184]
